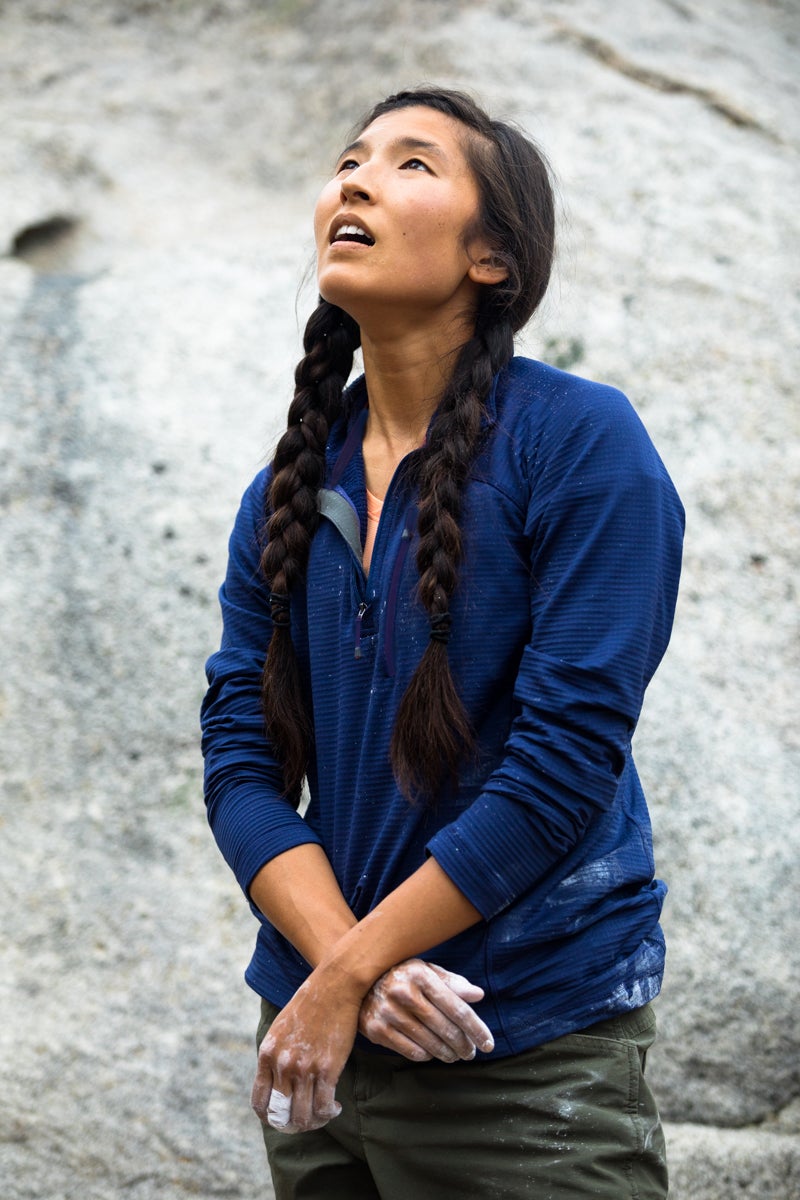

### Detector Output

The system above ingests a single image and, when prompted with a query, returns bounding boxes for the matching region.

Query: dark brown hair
[261,87,555,802]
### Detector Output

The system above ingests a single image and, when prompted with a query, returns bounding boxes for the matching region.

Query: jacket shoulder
[496,356,640,430]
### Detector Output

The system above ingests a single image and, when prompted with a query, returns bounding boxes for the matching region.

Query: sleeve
[427,384,685,919]
[200,469,324,896]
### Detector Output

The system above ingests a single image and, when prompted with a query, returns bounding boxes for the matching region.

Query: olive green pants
[257,1001,668,1200]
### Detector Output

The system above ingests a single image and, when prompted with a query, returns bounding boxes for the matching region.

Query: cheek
[404,202,470,258]
[312,211,326,251]
[313,183,339,245]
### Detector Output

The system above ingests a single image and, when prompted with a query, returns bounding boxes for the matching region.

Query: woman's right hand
[252,964,362,1134]
[358,959,494,1062]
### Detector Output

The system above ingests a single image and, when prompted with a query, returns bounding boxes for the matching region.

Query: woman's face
[314,106,493,333]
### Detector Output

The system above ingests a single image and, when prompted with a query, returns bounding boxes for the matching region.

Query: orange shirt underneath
[363,488,384,573]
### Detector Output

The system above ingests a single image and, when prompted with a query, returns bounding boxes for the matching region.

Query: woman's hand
[358,959,494,1062]
[251,968,361,1135]
[250,857,492,1129]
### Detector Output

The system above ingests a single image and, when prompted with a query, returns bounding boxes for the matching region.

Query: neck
[359,316,473,448]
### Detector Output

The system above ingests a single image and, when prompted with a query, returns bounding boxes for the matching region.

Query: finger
[381,1001,467,1062]
[408,1009,476,1061]
[272,1080,342,1135]
[286,1074,315,1133]
[359,1008,433,1060]
[423,975,495,1055]
[404,985,480,1058]
[251,1060,275,1125]
[368,1015,442,1060]
[433,966,485,1002]
[377,1029,435,1062]
[313,1077,342,1125]
[414,1027,470,1063]
[266,1087,293,1133]
[361,993,461,1061]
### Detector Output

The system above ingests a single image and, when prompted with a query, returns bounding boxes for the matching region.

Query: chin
[318,279,372,323]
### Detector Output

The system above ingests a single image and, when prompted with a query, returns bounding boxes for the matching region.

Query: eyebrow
[338,135,449,163]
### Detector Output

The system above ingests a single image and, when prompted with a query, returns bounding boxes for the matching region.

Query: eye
[336,157,360,173]
[401,158,431,172]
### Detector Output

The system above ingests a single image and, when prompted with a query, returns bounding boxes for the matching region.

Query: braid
[261,300,360,798]
[391,316,515,802]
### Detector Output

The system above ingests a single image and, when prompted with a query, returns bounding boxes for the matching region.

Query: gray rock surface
[1,1,798,1196]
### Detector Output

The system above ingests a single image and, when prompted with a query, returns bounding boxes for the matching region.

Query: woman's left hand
[359,959,494,1061]
[251,969,361,1135]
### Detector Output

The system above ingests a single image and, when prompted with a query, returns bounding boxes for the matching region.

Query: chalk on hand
[267,1088,293,1130]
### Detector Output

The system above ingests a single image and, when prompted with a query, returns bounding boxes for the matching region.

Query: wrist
[315,921,389,1003]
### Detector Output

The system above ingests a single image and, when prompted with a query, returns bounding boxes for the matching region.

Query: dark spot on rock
[543,335,585,371]
[11,215,81,271]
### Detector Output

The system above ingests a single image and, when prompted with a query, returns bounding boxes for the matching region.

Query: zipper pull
[354,601,369,659]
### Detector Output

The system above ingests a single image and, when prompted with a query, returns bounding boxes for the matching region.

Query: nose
[340,164,374,204]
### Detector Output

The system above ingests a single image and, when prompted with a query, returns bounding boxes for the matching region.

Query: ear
[467,246,508,286]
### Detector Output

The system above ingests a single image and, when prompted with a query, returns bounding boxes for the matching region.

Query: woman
[201,86,683,1199]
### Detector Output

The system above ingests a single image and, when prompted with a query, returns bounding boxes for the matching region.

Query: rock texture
[1,1,798,1196]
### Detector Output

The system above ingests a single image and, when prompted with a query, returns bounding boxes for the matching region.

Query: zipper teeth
[354,601,368,659]
[384,507,416,677]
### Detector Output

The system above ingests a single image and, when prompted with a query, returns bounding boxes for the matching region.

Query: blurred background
[1,2,798,1196]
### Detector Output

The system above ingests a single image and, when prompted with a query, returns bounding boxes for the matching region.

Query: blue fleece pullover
[201,356,684,1057]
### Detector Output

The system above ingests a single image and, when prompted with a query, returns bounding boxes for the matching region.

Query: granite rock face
[1,2,798,1197]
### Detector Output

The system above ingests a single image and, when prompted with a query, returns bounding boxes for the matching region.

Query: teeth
[334,223,373,243]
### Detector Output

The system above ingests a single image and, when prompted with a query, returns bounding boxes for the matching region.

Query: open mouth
[332,223,375,247]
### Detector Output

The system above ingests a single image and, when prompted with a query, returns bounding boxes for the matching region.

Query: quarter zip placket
[320,398,420,671]
[354,601,369,659]
[359,459,419,671]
